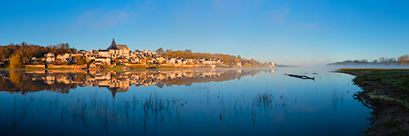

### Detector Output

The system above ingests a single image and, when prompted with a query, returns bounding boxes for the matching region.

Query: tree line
[327,55,409,66]
[0,42,77,67]
[0,43,271,68]
[156,48,270,67]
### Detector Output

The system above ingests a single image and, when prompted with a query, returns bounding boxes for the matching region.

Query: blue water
[0,68,371,136]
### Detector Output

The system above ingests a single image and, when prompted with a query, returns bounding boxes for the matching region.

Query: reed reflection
[8,91,185,136]
[6,88,306,136]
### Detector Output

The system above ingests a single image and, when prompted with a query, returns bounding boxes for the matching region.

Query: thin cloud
[75,9,131,28]
[270,7,290,25]
[72,1,152,29]
[268,7,321,31]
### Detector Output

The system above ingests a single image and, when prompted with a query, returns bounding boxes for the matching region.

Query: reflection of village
[0,69,275,98]
[3,69,292,136]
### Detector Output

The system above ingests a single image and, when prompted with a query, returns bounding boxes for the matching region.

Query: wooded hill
[159,48,270,67]
[0,42,76,64]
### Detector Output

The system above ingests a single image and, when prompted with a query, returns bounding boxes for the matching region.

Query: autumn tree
[74,56,82,63]
[10,55,22,69]
[86,59,94,65]
[156,47,165,55]
[243,63,252,67]
[165,49,173,55]
[250,58,255,65]
[398,55,409,64]
[77,59,86,65]
[379,57,386,64]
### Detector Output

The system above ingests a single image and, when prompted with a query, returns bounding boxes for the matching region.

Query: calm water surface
[0,68,371,136]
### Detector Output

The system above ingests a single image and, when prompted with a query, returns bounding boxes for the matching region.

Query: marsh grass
[332,89,344,110]
[337,68,409,92]
[337,68,409,135]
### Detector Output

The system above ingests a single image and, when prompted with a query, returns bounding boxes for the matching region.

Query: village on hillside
[1,39,276,69]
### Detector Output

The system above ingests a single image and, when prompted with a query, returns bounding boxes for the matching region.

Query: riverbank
[336,68,409,135]
[2,64,277,70]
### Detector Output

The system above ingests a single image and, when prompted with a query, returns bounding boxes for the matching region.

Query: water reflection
[8,89,300,135]
[0,69,269,98]
[0,70,76,94]
[332,89,344,110]
[8,92,185,136]
[0,68,372,135]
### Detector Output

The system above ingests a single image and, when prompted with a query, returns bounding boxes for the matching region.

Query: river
[0,68,371,135]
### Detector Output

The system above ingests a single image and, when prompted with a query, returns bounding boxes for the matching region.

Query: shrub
[243,63,252,67]
[78,59,86,65]
[10,55,22,69]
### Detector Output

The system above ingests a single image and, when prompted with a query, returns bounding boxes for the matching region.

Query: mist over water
[0,68,371,135]
[325,65,409,69]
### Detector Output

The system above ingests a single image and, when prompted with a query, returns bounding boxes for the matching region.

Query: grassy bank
[336,68,409,135]
[338,68,409,91]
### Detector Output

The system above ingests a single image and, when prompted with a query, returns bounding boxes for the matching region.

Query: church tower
[111,38,116,47]
[108,38,117,49]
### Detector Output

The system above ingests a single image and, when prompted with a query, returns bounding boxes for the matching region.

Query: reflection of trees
[2,69,287,135]
[2,69,374,135]
[10,70,21,83]
[0,69,267,95]
[0,71,76,95]
[161,70,261,87]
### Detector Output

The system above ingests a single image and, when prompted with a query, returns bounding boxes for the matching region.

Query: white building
[95,57,111,65]
[44,52,55,63]
[270,61,275,67]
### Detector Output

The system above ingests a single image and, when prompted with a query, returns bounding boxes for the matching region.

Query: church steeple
[111,38,116,47]
[108,38,117,50]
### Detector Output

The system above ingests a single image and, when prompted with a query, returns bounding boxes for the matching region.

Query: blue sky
[1,0,409,66]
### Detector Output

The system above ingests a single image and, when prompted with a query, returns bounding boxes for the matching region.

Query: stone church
[107,38,130,58]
